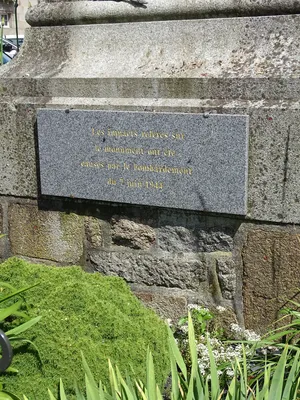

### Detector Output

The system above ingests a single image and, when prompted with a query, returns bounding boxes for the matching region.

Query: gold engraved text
[104,146,144,155]
[92,128,105,136]
[133,164,192,175]
[141,131,169,139]
[107,129,138,138]
[81,161,105,168]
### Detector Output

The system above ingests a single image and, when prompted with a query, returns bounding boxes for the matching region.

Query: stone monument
[0,0,300,329]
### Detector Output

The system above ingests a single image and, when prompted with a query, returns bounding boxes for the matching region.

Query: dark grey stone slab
[37,110,248,215]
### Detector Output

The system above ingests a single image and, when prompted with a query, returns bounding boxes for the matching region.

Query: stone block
[0,204,4,259]
[216,257,236,300]
[111,216,155,250]
[248,109,300,223]
[85,216,103,248]
[204,252,235,301]
[0,103,37,197]
[157,225,234,253]
[26,0,300,27]
[9,203,84,263]
[242,227,300,331]
[135,290,187,322]
[89,251,207,290]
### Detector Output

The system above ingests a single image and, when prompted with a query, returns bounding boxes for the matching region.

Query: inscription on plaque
[37,110,249,215]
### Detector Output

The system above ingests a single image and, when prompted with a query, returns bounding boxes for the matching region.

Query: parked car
[5,35,24,47]
[2,52,12,65]
[2,39,17,58]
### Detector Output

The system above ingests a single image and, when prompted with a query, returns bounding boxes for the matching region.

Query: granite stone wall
[0,0,300,330]
[0,197,242,322]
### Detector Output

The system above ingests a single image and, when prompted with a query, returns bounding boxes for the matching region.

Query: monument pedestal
[0,0,300,329]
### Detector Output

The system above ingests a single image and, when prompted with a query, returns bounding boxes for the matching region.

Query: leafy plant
[0,282,41,400]
[0,258,169,399]
[0,281,41,351]
[48,313,300,400]
[238,299,300,389]
[178,305,213,337]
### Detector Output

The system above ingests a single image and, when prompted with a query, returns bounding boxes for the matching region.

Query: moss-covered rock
[0,258,169,399]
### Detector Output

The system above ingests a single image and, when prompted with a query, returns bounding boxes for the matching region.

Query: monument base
[0,10,300,329]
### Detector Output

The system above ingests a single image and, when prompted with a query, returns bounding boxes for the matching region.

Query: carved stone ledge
[26,0,300,27]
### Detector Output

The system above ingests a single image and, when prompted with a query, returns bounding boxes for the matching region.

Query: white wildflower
[244,329,261,341]
[188,304,210,313]
[230,323,260,341]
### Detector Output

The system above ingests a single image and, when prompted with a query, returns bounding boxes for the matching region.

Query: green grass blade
[5,316,42,336]
[156,386,163,400]
[257,360,270,399]
[0,301,22,321]
[108,359,120,400]
[98,381,107,400]
[146,349,156,400]
[269,346,287,398]
[124,373,139,400]
[186,312,197,400]
[169,346,180,400]
[0,283,39,304]
[59,379,68,400]
[75,383,86,400]
[167,325,187,380]
[0,393,22,400]
[282,350,300,400]
[206,337,220,400]
[115,365,137,400]
[135,381,148,400]
[292,377,300,400]
[47,391,57,400]
[81,352,99,400]
[226,366,237,400]
[86,374,99,400]
[119,378,137,400]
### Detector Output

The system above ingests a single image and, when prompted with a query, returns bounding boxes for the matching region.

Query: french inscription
[37,110,249,215]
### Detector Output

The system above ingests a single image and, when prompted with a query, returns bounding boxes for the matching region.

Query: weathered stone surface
[248,109,300,223]
[204,252,235,302]
[85,217,103,248]
[111,216,155,250]
[135,290,187,322]
[26,0,300,27]
[6,15,299,81]
[0,204,4,259]
[0,104,37,197]
[209,305,238,338]
[242,228,300,331]
[9,204,84,263]
[90,251,207,290]
[158,226,234,253]
[0,204,3,235]
[216,257,236,300]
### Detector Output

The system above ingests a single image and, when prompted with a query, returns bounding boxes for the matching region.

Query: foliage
[0,258,169,400]
[239,299,300,388]
[178,305,213,337]
[173,305,260,383]
[48,313,300,400]
[0,281,41,400]
[0,281,41,350]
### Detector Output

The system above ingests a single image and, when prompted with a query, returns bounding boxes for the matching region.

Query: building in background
[0,0,37,38]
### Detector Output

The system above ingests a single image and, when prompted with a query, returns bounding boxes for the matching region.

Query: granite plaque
[37,110,249,215]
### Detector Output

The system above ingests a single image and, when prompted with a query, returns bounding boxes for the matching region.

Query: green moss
[0,258,169,399]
